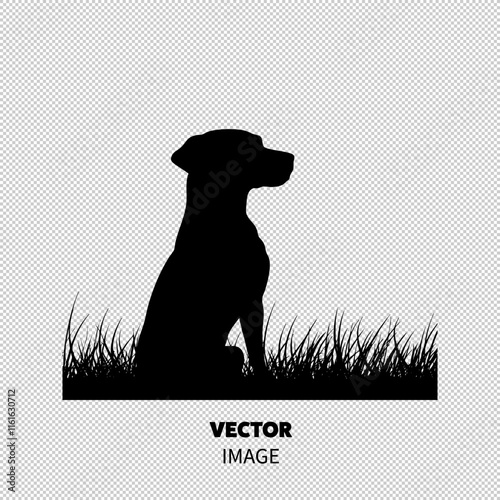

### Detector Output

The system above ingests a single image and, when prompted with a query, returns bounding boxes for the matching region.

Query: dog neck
[181,181,252,229]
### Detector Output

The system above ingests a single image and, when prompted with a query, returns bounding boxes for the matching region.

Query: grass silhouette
[63,300,437,400]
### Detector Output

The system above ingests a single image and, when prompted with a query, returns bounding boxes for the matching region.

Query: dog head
[171,129,294,189]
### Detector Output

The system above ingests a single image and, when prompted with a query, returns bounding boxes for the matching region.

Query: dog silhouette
[135,129,294,398]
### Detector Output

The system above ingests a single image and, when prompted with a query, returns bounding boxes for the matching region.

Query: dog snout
[276,151,294,182]
[285,152,294,176]
[264,149,293,186]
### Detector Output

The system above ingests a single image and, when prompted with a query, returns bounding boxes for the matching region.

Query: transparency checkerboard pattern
[2,2,498,498]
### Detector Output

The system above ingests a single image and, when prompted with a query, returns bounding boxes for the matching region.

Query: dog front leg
[240,299,267,376]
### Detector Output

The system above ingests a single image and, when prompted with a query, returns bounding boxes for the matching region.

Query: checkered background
[2,2,497,498]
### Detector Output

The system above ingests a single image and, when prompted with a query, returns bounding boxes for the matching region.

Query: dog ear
[171,135,207,174]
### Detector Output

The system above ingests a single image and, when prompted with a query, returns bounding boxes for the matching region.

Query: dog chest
[233,234,270,297]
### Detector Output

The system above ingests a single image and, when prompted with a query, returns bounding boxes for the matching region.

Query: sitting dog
[135,129,294,398]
